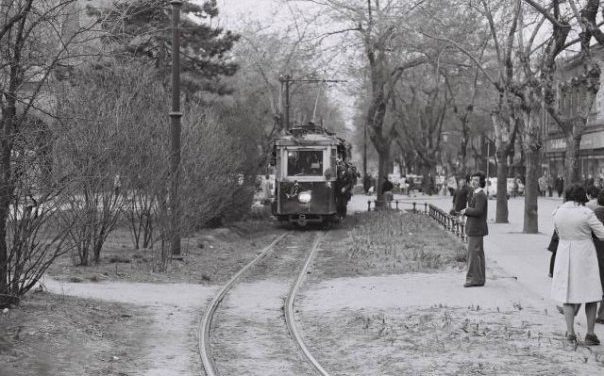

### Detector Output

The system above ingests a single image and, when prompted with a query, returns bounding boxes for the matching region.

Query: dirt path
[41,277,217,376]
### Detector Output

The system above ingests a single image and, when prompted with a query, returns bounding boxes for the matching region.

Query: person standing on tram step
[460,171,488,288]
[552,184,604,345]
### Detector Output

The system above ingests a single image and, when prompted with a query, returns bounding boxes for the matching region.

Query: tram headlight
[298,191,312,204]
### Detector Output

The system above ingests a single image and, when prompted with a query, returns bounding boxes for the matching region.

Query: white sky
[214,0,358,132]
[216,0,291,28]
[217,0,274,16]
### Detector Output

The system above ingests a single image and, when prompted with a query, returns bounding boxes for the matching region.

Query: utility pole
[363,122,367,177]
[485,138,491,196]
[169,0,182,256]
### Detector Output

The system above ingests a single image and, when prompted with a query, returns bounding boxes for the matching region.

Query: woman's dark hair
[598,189,604,206]
[564,183,588,204]
[587,184,600,199]
[471,171,486,188]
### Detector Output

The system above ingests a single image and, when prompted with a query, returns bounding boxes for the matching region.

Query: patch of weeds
[343,211,466,274]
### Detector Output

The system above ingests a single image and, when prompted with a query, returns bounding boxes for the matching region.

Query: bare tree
[227,18,348,172]
[300,0,430,204]
[0,0,102,307]
[394,63,451,194]
[54,63,135,265]
[523,0,603,184]
[419,0,523,224]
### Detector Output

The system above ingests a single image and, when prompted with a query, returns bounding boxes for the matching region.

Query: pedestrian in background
[538,174,548,197]
[547,172,554,197]
[555,175,564,197]
[363,174,372,195]
[447,175,457,197]
[592,190,604,324]
[460,171,488,288]
[587,185,601,211]
[451,175,470,215]
[552,184,604,345]
[382,176,394,205]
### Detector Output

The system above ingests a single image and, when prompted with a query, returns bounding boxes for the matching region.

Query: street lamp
[169,0,183,256]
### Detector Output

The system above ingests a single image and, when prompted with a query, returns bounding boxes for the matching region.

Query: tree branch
[522,0,568,28]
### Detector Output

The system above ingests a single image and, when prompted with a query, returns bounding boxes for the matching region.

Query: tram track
[198,230,330,376]
[284,233,330,376]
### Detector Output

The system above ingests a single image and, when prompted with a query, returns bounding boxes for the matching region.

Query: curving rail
[284,232,330,376]
[198,232,288,376]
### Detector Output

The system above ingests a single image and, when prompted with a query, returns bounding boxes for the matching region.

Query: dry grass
[314,211,467,279]
[300,305,604,375]
[0,290,150,376]
[46,220,282,284]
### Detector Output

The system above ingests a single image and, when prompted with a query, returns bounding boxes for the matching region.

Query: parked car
[407,174,423,192]
[485,177,499,198]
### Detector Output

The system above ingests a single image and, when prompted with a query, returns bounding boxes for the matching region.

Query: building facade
[543,46,604,183]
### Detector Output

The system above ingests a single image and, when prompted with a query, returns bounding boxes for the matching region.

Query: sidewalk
[348,193,603,340]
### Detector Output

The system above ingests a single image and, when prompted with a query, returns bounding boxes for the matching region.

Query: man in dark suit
[460,171,488,287]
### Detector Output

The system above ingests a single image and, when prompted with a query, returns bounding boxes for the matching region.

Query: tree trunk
[0,93,17,307]
[375,144,390,208]
[523,148,540,233]
[460,134,469,175]
[495,154,509,223]
[564,133,582,184]
[421,164,434,195]
[0,198,9,307]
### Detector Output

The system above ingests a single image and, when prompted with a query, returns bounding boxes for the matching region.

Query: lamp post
[169,0,183,256]
[363,120,367,177]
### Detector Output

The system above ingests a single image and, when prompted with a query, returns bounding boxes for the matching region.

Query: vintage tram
[271,123,356,226]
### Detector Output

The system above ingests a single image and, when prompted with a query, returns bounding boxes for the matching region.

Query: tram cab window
[287,150,323,176]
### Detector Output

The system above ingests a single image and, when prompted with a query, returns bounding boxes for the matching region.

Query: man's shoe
[584,333,600,346]
[566,333,577,344]
[463,282,484,288]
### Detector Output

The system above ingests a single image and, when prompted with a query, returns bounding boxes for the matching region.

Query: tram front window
[287,150,323,176]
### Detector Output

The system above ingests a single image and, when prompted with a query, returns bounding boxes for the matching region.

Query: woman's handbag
[547,230,559,253]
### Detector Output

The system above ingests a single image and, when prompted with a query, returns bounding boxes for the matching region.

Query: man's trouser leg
[466,236,485,285]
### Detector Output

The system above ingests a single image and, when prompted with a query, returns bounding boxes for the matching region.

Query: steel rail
[284,232,330,376]
[198,232,289,376]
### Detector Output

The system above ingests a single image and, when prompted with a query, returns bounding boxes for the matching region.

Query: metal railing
[366,200,466,243]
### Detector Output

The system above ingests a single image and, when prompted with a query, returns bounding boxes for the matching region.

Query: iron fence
[366,199,466,243]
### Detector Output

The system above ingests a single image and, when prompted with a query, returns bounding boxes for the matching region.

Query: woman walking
[591,190,604,324]
[552,184,604,345]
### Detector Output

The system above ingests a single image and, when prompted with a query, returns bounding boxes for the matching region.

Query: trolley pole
[279,75,346,132]
[169,0,183,256]
[284,74,291,131]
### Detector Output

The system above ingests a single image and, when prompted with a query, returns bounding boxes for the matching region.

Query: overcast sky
[216,0,286,28]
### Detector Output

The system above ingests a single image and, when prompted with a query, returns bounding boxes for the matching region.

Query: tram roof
[274,124,343,147]
[274,134,340,146]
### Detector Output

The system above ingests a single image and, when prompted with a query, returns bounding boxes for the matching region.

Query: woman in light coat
[552,184,604,345]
